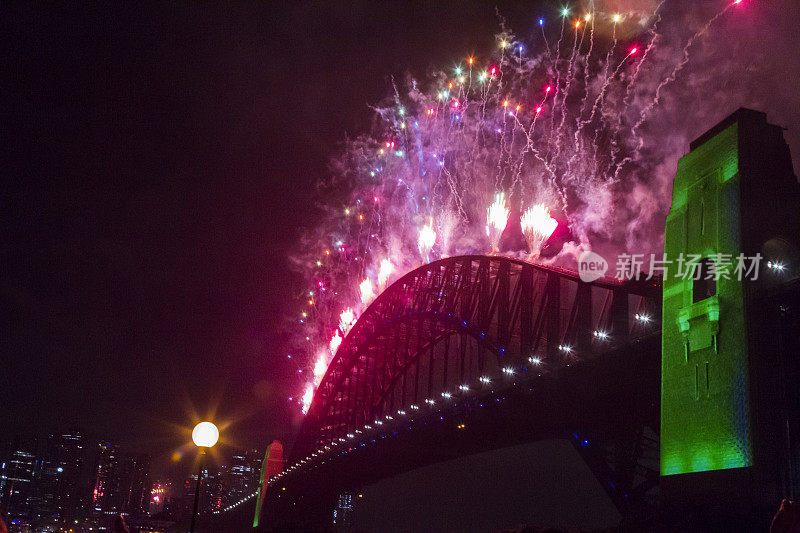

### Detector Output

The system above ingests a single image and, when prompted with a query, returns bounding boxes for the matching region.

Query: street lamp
[190,421,219,532]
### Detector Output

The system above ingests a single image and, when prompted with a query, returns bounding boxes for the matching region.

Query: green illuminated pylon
[253,443,271,528]
[253,440,284,528]
[661,112,754,476]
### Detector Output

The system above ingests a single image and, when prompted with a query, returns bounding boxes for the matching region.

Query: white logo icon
[578,251,608,283]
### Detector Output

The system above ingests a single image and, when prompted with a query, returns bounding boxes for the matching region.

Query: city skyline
[0,429,264,529]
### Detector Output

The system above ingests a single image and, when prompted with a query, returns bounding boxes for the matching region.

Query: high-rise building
[45,432,89,521]
[124,453,151,519]
[91,442,119,515]
[332,492,353,530]
[0,447,37,520]
[90,442,150,517]
[197,468,221,515]
[0,433,92,524]
[204,469,222,514]
[222,449,260,507]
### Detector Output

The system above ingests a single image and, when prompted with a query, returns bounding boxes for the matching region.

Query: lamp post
[190,421,219,533]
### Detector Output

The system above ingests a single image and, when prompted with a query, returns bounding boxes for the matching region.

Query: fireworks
[359,278,375,304]
[313,351,329,386]
[338,308,356,335]
[486,193,510,253]
[521,204,558,259]
[329,330,342,355]
[288,1,748,411]
[377,258,394,289]
[418,222,437,257]
[301,384,314,414]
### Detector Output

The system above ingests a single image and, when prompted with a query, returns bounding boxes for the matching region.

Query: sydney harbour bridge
[281,255,662,526]
[211,110,800,531]
[299,255,660,455]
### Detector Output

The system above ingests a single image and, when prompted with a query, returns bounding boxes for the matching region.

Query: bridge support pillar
[661,109,800,525]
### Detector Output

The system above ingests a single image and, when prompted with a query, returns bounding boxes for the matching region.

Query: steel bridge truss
[297,255,660,458]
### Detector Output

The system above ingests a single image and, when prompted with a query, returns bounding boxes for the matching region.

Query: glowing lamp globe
[192,422,219,448]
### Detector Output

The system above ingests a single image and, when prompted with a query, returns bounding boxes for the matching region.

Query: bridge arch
[296,255,659,459]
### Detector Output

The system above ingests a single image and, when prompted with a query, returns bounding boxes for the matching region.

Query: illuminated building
[0,433,92,524]
[332,492,353,530]
[45,432,88,521]
[90,442,150,517]
[125,453,152,518]
[200,467,223,514]
[0,447,37,520]
[661,109,800,505]
[185,465,223,517]
[222,449,261,507]
[91,442,118,514]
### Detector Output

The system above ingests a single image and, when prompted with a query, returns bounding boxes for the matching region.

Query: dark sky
[2,1,547,468]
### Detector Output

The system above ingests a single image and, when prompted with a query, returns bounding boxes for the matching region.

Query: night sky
[1,1,545,466]
[3,0,799,475]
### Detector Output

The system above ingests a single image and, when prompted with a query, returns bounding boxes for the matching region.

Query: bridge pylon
[661,108,800,519]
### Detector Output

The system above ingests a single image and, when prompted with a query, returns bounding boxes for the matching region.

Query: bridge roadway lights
[256,336,661,528]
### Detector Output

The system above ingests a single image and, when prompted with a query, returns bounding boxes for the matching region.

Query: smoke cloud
[288,0,800,407]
